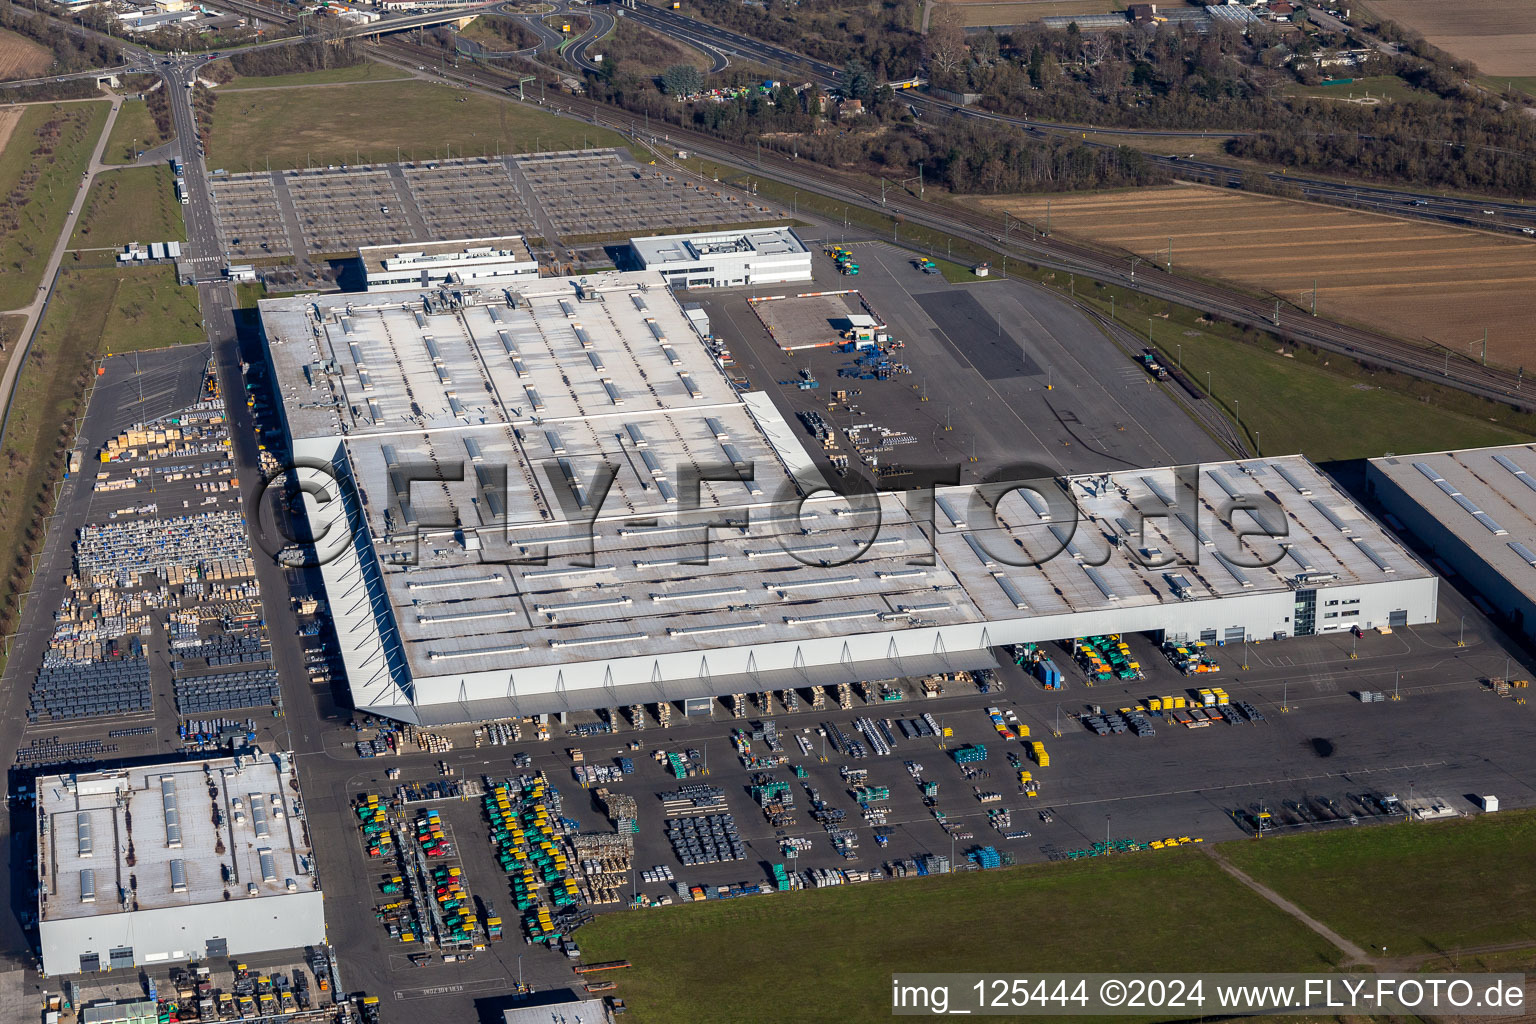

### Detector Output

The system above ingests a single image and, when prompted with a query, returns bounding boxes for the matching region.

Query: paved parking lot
[286,167,415,254]
[207,150,786,264]
[515,150,777,239]
[404,162,534,242]
[209,173,292,260]
[689,236,1226,480]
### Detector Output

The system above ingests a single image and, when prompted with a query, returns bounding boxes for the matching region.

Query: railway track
[370,38,1536,415]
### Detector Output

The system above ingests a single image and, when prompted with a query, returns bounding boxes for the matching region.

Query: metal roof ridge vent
[549,631,648,649]
[161,775,182,849]
[1492,453,1536,495]
[1352,537,1396,573]
[1271,461,1313,495]
[667,621,768,637]
[428,643,532,662]
[783,608,882,625]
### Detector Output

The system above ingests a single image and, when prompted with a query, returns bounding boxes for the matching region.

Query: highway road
[368,35,1536,414]
[615,3,1536,234]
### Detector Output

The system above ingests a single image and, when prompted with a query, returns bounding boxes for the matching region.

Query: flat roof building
[361,236,539,292]
[1369,444,1536,642]
[37,753,323,977]
[258,272,1436,725]
[503,998,612,1024]
[630,226,812,289]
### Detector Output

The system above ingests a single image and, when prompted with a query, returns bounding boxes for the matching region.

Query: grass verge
[1222,808,1536,958]
[206,79,628,170]
[70,166,186,248]
[101,98,167,164]
[1073,277,1534,461]
[0,101,110,310]
[578,847,1343,1024]
[217,61,411,90]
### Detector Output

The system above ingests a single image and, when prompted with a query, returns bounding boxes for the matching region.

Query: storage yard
[312,604,1536,1020]
[208,150,783,261]
[14,347,284,767]
[972,185,1536,366]
[28,361,276,732]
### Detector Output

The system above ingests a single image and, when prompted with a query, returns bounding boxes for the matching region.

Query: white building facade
[630,227,813,289]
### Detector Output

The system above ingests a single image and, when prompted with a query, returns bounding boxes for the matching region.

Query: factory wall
[1369,463,1531,642]
[40,891,325,977]
[373,575,1436,719]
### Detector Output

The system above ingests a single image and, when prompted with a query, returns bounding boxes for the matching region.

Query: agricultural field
[948,0,1124,25]
[0,101,111,310]
[102,97,169,164]
[70,166,186,248]
[973,184,1536,367]
[1363,0,1536,77]
[1223,808,1536,958]
[579,848,1343,1024]
[206,79,628,170]
[0,27,51,81]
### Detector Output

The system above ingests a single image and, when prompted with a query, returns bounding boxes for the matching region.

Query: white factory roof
[38,754,315,923]
[1371,444,1536,598]
[942,459,1430,622]
[630,225,807,267]
[358,235,535,276]
[503,999,611,1024]
[260,274,1429,716]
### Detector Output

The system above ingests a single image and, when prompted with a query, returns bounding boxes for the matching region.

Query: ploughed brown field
[0,28,51,81]
[1363,0,1536,77]
[974,184,1536,366]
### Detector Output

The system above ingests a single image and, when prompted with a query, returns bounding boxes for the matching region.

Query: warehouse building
[1369,444,1536,643]
[630,226,812,289]
[360,236,538,292]
[37,753,323,977]
[257,273,1436,725]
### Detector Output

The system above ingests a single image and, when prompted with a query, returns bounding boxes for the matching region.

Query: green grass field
[0,313,22,351]
[1222,809,1536,958]
[578,848,1343,1024]
[101,98,167,164]
[39,264,203,353]
[70,166,186,248]
[1286,74,1430,103]
[206,79,628,170]
[0,101,110,310]
[1480,75,1536,100]
[1080,280,1535,460]
[217,61,412,90]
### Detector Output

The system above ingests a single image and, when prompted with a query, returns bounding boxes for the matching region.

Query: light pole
[1458,615,1465,646]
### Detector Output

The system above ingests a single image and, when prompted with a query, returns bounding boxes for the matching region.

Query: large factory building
[37,753,324,976]
[257,272,1437,725]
